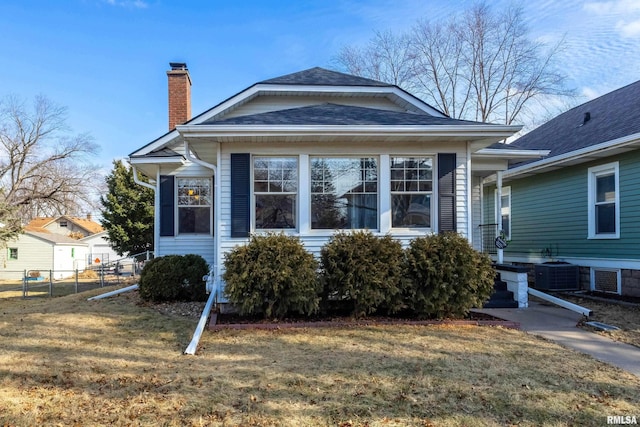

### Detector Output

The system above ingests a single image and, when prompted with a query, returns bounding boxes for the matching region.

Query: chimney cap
[170,62,188,71]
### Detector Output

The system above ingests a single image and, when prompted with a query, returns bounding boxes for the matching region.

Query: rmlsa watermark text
[607,415,638,425]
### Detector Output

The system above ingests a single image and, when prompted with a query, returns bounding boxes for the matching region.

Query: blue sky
[1,0,639,173]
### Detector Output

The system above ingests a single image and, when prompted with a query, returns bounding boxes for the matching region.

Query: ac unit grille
[534,263,580,291]
[593,269,619,294]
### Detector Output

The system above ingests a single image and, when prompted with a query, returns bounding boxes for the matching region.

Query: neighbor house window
[59,221,68,227]
[253,157,297,229]
[588,162,619,239]
[390,156,432,228]
[311,157,378,229]
[177,177,212,234]
[495,186,511,239]
[9,248,18,260]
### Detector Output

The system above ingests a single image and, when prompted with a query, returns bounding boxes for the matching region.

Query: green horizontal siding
[485,149,640,261]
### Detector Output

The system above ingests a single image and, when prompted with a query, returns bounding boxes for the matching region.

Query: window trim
[8,248,18,260]
[588,162,620,239]
[176,176,213,236]
[390,155,434,230]
[494,186,511,240]
[309,156,379,231]
[252,156,299,231]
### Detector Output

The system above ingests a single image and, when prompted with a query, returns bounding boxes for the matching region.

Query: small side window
[9,248,18,260]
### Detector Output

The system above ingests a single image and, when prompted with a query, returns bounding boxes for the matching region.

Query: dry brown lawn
[558,293,640,348]
[1,287,639,426]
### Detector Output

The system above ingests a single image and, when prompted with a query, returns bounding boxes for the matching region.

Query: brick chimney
[167,62,192,130]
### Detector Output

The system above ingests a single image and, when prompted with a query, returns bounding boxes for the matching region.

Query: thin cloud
[103,0,148,9]
[616,19,640,37]
[584,0,640,37]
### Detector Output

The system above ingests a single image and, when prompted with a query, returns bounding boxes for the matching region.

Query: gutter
[504,132,640,179]
[176,124,522,139]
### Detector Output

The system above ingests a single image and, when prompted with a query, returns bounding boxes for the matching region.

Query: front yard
[0,287,638,426]
[559,293,640,348]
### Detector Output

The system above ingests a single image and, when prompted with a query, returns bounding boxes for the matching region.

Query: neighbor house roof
[201,103,485,126]
[25,216,104,235]
[511,79,640,158]
[25,230,88,245]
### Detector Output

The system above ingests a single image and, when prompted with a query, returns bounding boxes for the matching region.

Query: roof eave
[504,132,640,179]
[474,148,551,159]
[176,123,521,139]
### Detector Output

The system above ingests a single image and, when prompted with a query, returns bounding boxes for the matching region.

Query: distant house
[2,231,88,280]
[26,215,104,238]
[128,63,542,302]
[484,80,640,297]
[0,215,120,280]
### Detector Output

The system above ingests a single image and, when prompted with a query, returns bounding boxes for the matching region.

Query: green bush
[404,232,494,319]
[139,254,209,302]
[222,233,320,320]
[320,230,406,318]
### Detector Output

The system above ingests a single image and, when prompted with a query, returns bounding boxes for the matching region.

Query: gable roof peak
[258,67,392,87]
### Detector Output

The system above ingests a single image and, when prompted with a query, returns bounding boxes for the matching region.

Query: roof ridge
[258,67,392,87]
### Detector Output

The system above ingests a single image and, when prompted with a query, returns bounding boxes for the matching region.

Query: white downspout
[182,140,219,356]
[132,165,156,191]
[131,164,158,257]
[496,171,504,264]
[466,142,472,244]
[183,141,218,295]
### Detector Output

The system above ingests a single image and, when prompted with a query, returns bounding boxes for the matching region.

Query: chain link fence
[1,251,153,299]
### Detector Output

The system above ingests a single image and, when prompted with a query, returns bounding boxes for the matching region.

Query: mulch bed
[209,310,520,331]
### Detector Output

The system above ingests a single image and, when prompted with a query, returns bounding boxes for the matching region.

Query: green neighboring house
[483,80,640,297]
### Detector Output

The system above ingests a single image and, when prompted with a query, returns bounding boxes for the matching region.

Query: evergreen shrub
[139,254,209,302]
[222,233,320,320]
[320,230,406,317]
[405,232,494,319]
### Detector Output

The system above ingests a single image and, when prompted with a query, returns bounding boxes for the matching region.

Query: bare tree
[0,94,101,226]
[335,30,416,88]
[334,2,575,126]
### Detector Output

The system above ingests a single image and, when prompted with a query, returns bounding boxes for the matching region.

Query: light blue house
[483,80,640,297]
[129,64,531,303]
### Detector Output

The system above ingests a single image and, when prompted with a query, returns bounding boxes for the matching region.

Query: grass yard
[558,293,640,348]
[0,287,639,426]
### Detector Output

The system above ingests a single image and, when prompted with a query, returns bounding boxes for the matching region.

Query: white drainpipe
[183,141,218,296]
[496,170,504,264]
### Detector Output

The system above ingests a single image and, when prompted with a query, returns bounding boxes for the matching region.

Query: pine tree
[100,160,154,257]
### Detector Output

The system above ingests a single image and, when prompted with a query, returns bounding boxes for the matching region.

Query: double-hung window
[390,157,432,228]
[311,157,378,229]
[254,157,297,229]
[177,177,212,234]
[588,162,619,239]
[9,248,18,260]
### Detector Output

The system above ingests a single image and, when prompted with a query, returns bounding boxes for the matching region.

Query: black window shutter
[438,153,456,232]
[230,153,251,238]
[159,175,175,236]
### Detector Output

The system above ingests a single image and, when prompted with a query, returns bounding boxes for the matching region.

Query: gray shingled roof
[511,80,640,158]
[201,103,485,126]
[259,67,391,87]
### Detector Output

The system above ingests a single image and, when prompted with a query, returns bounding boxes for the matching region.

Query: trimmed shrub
[405,232,494,319]
[320,230,406,318]
[139,254,209,302]
[222,233,320,320]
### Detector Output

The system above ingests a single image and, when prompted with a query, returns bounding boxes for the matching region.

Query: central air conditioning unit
[534,262,580,291]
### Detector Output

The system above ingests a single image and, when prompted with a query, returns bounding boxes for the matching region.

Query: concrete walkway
[476,301,640,378]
